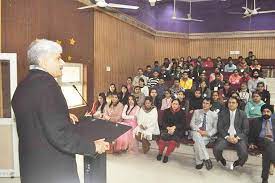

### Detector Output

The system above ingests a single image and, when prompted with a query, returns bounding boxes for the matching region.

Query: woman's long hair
[92,93,107,114]
[126,95,138,115]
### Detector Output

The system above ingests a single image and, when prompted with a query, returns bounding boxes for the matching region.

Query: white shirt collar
[29,65,46,72]
[230,109,237,114]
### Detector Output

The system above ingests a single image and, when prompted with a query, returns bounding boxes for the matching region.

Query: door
[0,53,19,177]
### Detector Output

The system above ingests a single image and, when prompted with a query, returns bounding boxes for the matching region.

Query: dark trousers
[213,138,248,166]
[261,141,275,180]
[84,154,106,183]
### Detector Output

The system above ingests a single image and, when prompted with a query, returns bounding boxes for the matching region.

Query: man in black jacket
[213,96,249,169]
[249,104,275,183]
[11,39,109,183]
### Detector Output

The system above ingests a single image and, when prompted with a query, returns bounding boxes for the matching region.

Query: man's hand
[69,113,79,124]
[231,137,239,144]
[94,139,110,154]
[226,136,235,144]
[198,130,208,137]
[249,144,258,150]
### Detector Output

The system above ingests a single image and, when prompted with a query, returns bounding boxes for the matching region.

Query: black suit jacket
[248,117,275,145]
[217,109,249,141]
[12,70,95,183]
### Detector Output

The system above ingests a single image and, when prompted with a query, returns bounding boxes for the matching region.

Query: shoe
[162,156,169,163]
[195,163,204,169]
[142,139,151,154]
[157,154,162,161]
[135,133,142,142]
[233,160,241,168]
[205,159,213,170]
[220,158,226,167]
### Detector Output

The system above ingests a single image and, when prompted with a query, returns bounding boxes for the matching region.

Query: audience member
[224,57,237,72]
[161,90,173,111]
[134,97,160,153]
[191,98,218,170]
[180,71,193,90]
[118,85,130,106]
[148,71,160,88]
[189,89,203,112]
[245,91,265,119]
[132,68,148,86]
[86,92,107,119]
[157,99,186,163]
[213,97,249,169]
[139,78,149,97]
[132,86,145,107]
[248,104,275,183]
[248,69,266,93]
[257,82,270,105]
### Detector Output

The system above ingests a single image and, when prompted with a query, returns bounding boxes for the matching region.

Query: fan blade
[173,17,190,21]
[258,10,275,14]
[227,12,243,14]
[190,18,204,22]
[78,5,97,10]
[108,3,139,9]
[173,17,203,22]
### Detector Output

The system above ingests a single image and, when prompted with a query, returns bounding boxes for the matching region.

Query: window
[56,63,85,108]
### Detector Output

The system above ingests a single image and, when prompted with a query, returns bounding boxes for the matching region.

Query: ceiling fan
[243,0,275,18]
[172,0,204,22]
[78,0,139,10]
[227,0,250,16]
[148,0,161,7]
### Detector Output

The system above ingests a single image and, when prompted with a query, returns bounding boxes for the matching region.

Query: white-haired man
[11,39,109,183]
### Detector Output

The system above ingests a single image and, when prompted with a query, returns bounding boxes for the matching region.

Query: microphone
[72,85,90,108]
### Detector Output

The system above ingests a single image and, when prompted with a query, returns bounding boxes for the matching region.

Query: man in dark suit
[11,39,109,183]
[249,104,275,183]
[213,96,249,168]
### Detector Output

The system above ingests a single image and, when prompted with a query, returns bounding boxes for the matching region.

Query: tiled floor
[1,146,274,183]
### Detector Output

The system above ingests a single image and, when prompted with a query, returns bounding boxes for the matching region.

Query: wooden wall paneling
[93,11,155,96]
[0,63,2,116]
[188,37,275,59]
[2,0,50,82]
[0,0,1,52]
[48,0,94,108]
[154,36,189,62]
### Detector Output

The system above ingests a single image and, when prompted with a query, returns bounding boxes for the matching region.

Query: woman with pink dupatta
[103,93,124,153]
[115,95,140,153]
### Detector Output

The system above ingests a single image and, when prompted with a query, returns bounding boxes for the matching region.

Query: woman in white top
[139,78,149,97]
[239,83,250,104]
[115,95,140,153]
[134,97,160,153]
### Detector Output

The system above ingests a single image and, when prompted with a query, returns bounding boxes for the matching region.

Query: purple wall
[109,0,275,33]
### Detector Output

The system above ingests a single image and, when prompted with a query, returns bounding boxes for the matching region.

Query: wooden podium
[75,117,131,183]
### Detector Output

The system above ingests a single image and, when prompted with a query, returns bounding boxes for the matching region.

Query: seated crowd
[86,51,274,183]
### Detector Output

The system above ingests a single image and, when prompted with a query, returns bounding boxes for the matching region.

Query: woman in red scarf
[86,92,107,119]
[157,99,186,163]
